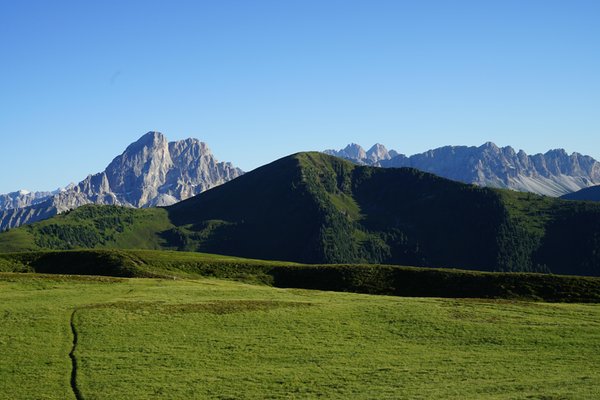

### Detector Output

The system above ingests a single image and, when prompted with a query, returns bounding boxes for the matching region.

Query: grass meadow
[1,272,599,399]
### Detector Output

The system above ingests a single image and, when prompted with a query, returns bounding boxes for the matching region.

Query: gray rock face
[324,144,364,163]
[324,142,600,196]
[0,189,56,211]
[0,131,243,230]
[325,143,394,165]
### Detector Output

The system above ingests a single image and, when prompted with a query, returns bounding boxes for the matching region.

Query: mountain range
[0,189,58,211]
[2,152,599,276]
[325,143,600,196]
[4,135,600,233]
[0,132,243,230]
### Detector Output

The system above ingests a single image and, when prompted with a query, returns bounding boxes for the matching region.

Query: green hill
[2,152,600,276]
[167,151,512,267]
[166,152,600,275]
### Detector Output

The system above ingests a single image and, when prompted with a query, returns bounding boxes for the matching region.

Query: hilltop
[1,152,600,276]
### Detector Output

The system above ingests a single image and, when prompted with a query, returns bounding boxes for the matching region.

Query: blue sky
[1,0,599,193]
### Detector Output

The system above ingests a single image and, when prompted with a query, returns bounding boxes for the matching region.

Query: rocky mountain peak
[123,131,167,153]
[342,143,366,160]
[326,142,600,196]
[0,132,244,230]
[366,143,392,162]
[480,141,499,150]
[103,132,173,207]
[140,130,166,143]
[479,142,514,157]
[324,143,395,165]
[169,138,212,159]
[0,189,56,212]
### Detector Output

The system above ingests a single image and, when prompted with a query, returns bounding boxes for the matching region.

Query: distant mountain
[0,131,243,230]
[561,185,600,202]
[324,142,600,196]
[324,143,398,165]
[3,152,600,276]
[0,189,56,211]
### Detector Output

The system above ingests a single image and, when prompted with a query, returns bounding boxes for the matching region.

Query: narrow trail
[69,309,84,400]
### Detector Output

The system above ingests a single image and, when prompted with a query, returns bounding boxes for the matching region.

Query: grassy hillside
[166,152,600,275]
[1,272,600,399]
[2,152,600,276]
[167,152,512,268]
[0,205,173,252]
[2,249,600,302]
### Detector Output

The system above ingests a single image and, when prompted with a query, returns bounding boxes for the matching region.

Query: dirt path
[69,309,84,400]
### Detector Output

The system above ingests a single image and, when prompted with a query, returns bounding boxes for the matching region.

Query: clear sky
[1,0,599,193]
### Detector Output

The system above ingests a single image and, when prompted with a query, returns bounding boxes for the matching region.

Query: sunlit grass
[1,273,599,399]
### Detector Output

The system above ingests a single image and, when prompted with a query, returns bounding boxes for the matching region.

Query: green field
[1,272,599,399]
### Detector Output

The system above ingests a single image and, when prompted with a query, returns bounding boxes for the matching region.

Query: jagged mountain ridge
[0,131,243,230]
[324,142,600,196]
[324,143,398,165]
[0,189,57,211]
